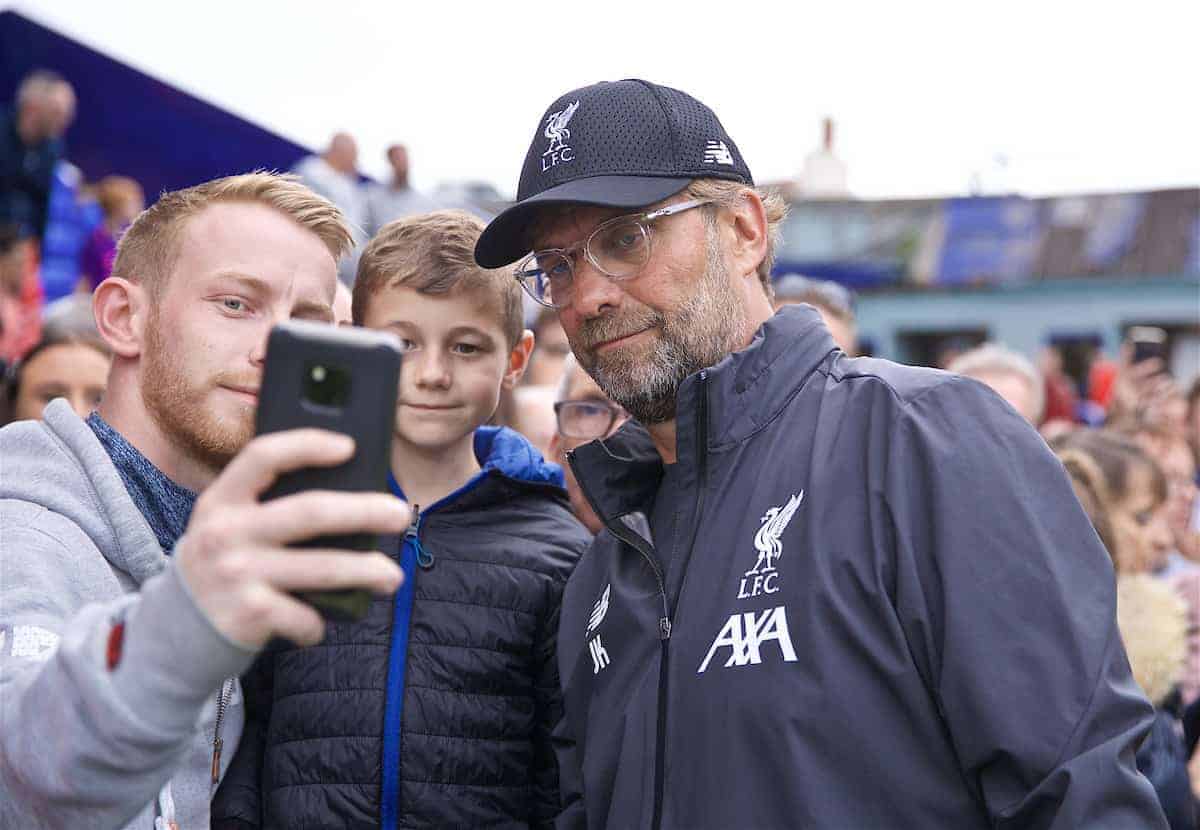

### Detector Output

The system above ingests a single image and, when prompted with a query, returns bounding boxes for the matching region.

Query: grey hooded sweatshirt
[0,399,256,828]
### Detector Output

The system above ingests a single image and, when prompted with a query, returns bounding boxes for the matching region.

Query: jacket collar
[473,425,564,488]
[689,302,836,450]
[572,304,836,521]
[86,411,197,556]
[389,425,566,508]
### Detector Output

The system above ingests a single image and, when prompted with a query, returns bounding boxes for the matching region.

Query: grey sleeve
[0,513,256,827]
[885,377,1168,828]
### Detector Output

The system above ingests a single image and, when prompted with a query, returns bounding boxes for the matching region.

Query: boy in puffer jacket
[214,211,590,828]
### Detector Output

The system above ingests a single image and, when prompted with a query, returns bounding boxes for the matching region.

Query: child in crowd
[214,210,590,828]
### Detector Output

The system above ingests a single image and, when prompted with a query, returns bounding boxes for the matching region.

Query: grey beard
[588,332,696,425]
[578,238,746,426]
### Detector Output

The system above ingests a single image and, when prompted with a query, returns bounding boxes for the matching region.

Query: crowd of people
[1,68,1199,829]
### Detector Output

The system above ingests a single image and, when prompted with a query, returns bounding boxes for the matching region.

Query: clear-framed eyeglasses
[515,198,712,309]
[554,399,628,440]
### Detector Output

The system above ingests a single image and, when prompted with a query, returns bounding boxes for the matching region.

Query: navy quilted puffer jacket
[213,427,590,829]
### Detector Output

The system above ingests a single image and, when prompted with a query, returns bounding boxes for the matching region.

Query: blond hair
[686,178,789,299]
[353,210,524,347]
[111,172,353,296]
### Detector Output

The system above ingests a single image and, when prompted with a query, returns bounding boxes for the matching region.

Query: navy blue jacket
[0,108,61,238]
[214,427,591,829]
[556,305,1167,829]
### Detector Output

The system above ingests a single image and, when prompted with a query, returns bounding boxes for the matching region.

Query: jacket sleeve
[212,650,275,828]
[0,507,256,827]
[884,377,1168,829]
[550,707,587,830]
[533,591,572,829]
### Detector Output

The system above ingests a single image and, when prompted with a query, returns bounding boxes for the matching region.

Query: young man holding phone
[0,173,408,829]
[215,210,591,828]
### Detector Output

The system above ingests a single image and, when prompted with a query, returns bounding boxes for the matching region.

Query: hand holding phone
[1107,326,1178,431]
[174,429,408,648]
[253,320,405,620]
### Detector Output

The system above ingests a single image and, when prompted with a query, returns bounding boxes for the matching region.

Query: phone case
[255,320,403,620]
[1132,339,1166,366]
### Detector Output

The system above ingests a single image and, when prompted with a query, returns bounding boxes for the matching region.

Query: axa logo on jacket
[697,607,798,673]
[699,493,804,674]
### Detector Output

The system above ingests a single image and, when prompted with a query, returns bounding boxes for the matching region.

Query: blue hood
[474,425,564,489]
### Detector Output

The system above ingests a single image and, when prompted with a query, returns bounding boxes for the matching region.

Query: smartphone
[255,320,402,621]
[1127,326,1168,369]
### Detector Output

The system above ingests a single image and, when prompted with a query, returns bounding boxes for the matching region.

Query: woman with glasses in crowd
[548,352,627,534]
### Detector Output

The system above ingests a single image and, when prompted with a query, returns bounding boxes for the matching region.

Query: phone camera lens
[302,361,350,408]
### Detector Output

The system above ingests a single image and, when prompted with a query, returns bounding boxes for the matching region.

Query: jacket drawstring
[154,781,177,830]
[407,506,434,569]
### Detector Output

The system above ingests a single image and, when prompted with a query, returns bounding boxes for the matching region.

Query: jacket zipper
[568,475,674,824]
[406,505,434,569]
[382,506,422,830]
[210,677,234,785]
[381,470,519,826]
[568,452,672,638]
[600,521,672,638]
[567,370,711,830]
[651,369,709,830]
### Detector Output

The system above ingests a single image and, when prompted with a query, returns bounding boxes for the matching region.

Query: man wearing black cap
[476,80,1167,829]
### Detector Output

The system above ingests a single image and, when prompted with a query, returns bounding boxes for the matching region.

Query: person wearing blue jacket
[214,210,590,828]
[473,79,1169,829]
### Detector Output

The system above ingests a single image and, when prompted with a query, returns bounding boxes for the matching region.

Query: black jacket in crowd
[0,107,60,239]
[213,427,590,829]
[554,304,1168,829]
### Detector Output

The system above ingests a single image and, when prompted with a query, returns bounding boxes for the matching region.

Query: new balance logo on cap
[704,140,734,166]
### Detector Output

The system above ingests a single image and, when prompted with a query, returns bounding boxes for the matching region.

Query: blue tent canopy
[0,10,312,202]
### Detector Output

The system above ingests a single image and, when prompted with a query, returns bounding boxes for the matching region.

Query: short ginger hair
[353,210,524,347]
[111,171,353,297]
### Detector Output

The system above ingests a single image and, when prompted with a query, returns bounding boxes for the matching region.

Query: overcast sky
[10,0,1200,200]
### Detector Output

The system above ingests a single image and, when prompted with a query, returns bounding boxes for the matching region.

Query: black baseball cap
[474,79,754,268]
